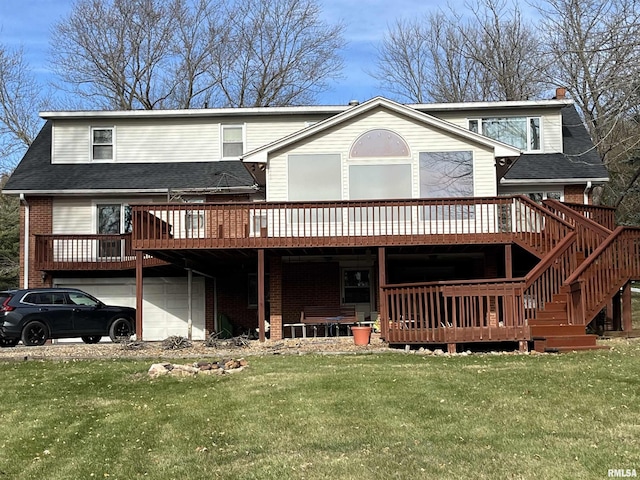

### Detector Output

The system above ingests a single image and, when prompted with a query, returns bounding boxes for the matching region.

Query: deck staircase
[527,201,640,352]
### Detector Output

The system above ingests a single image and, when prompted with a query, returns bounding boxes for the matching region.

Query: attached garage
[53,277,206,341]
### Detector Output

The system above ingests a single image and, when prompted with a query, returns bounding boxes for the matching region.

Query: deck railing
[380,278,529,344]
[561,202,617,231]
[565,227,640,325]
[34,234,166,271]
[131,196,572,253]
[521,200,614,320]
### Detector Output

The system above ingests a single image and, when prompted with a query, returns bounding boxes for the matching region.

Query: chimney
[348,99,360,106]
[553,87,567,100]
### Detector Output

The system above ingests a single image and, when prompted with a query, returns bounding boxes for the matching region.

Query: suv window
[68,292,99,307]
[23,292,66,305]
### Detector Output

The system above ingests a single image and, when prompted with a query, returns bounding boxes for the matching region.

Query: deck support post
[611,291,622,331]
[258,249,266,342]
[622,282,632,332]
[505,244,513,279]
[135,251,143,341]
[519,340,529,352]
[378,247,387,339]
[447,343,457,354]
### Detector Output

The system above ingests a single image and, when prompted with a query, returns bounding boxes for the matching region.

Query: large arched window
[349,129,410,158]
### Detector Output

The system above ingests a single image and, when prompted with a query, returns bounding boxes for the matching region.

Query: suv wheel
[109,318,132,343]
[81,335,102,344]
[21,321,49,346]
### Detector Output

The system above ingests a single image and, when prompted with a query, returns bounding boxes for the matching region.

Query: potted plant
[351,323,372,345]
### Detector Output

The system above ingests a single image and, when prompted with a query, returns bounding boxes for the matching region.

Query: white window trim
[220,123,245,160]
[92,201,131,234]
[468,116,542,153]
[90,126,116,162]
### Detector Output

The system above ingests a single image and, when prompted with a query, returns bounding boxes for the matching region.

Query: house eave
[500,177,609,185]
[40,105,350,120]
[2,186,259,196]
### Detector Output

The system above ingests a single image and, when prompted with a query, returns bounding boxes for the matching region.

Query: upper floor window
[350,129,410,158]
[468,117,541,152]
[91,127,114,161]
[221,125,244,158]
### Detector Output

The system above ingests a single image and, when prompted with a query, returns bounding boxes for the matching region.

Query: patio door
[97,204,131,259]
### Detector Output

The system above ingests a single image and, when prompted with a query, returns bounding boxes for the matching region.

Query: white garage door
[53,277,206,341]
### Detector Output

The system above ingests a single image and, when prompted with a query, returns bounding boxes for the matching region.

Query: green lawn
[1,342,640,479]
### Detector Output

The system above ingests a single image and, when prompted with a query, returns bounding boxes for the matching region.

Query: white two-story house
[6,92,636,352]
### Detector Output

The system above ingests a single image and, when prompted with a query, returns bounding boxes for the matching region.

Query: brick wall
[282,262,341,325]
[269,256,283,340]
[564,184,586,204]
[20,197,53,288]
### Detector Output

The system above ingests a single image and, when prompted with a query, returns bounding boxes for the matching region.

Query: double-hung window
[221,125,244,158]
[91,127,115,161]
[469,117,541,152]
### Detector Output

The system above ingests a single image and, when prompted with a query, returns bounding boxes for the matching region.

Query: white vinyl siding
[267,107,496,201]
[51,115,330,164]
[53,197,161,234]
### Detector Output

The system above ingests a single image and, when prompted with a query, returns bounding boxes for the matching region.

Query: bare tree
[537,0,640,223]
[51,0,205,109]
[372,0,546,103]
[211,0,344,107]
[0,43,42,171]
[51,0,344,109]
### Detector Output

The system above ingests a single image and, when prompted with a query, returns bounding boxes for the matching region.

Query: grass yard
[1,341,640,480]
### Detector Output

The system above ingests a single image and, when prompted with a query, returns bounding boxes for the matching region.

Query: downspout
[583,181,592,204]
[20,194,29,288]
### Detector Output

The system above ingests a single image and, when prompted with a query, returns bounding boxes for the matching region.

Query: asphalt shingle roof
[503,105,609,181]
[3,121,256,192]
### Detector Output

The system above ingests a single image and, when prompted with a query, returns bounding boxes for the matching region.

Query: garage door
[54,277,206,341]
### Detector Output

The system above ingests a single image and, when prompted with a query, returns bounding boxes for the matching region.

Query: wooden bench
[284,305,359,338]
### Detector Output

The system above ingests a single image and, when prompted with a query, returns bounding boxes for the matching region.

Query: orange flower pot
[351,326,372,346]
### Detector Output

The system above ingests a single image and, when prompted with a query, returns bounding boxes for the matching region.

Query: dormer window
[91,127,114,161]
[468,117,541,152]
[221,124,244,159]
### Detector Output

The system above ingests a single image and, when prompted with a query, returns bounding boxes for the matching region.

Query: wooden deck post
[505,244,512,279]
[378,247,387,339]
[622,282,632,332]
[611,292,621,331]
[135,251,143,341]
[258,249,266,342]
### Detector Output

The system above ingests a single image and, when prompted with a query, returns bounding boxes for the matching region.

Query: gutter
[19,194,29,288]
[500,177,609,185]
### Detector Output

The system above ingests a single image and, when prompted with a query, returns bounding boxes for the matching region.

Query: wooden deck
[130,196,572,254]
[381,278,530,344]
[34,233,167,271]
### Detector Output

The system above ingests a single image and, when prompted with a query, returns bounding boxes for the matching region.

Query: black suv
[0,288,135,347]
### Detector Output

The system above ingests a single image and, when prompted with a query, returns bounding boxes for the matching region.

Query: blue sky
[0,0,444,107]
